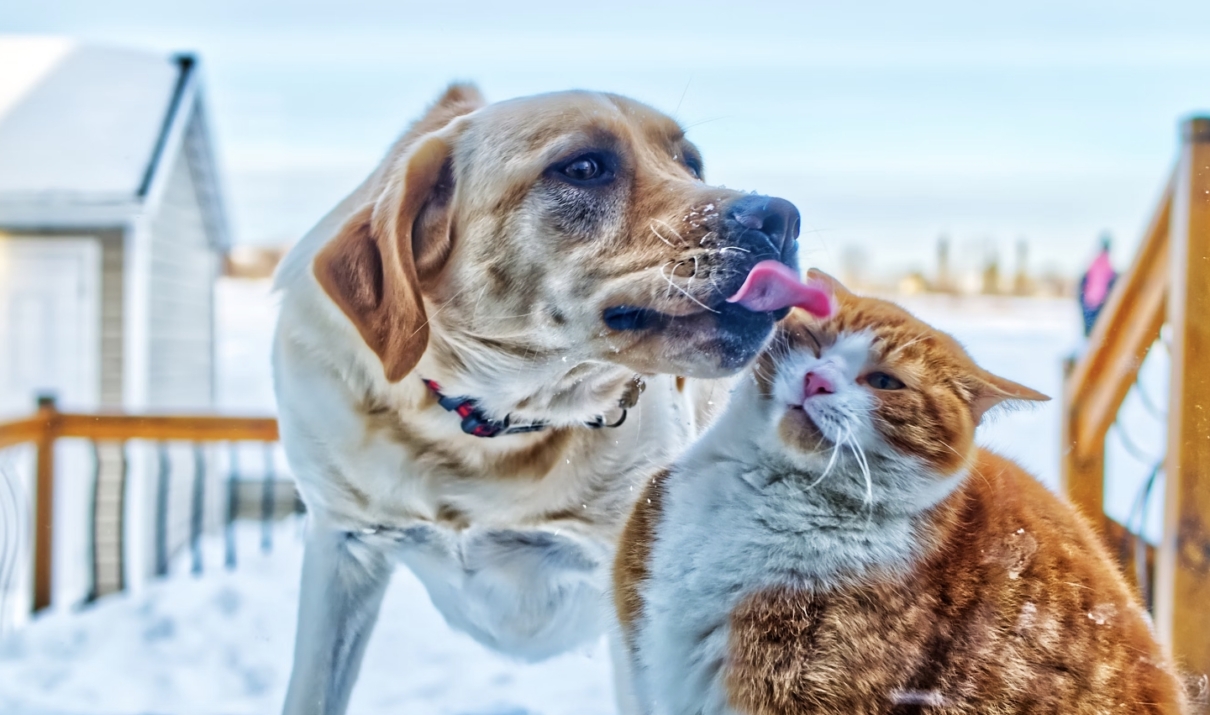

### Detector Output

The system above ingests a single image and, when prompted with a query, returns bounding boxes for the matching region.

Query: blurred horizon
[4,0,1209,283]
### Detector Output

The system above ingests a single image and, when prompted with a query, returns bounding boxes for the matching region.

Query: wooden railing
[1062,116,1210,681]
[0,395,283,614]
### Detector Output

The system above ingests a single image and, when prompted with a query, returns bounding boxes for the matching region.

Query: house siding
[139,111,226,584]
[98,229,124,407]
[145,113,216,411]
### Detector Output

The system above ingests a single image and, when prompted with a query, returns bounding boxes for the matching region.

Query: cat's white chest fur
[637,450,777,715]
[634,381,953,715]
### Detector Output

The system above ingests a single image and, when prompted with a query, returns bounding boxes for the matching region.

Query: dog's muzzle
[603,194,803,332]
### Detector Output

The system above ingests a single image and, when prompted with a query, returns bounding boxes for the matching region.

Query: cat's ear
[805,268,852,298]
[971,372,1050,424]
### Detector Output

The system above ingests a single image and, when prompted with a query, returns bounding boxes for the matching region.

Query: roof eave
[0,199,140,228]
[138,54,232,252]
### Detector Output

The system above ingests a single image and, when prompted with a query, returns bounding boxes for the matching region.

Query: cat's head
[752,270,1049,480]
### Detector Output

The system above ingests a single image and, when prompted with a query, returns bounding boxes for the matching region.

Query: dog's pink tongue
[726,260,832,317]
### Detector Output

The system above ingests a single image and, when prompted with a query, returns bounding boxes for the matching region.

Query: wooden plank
[32,397,58,611]
[1155,116,1210,682]
[1061,181,1171,520]
[1101,515,1157,609]
[1061,429,1108,530]
[0,416,46,449]
[56,413,278,442]
[4,413,277,445]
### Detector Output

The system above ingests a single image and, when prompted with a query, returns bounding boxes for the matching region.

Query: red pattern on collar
[420,378,630,438]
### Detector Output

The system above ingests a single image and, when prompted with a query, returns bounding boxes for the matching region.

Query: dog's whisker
[406,281,482,339]
[659,264,719,314]
[651,218,689,247]
[649,222,678,248]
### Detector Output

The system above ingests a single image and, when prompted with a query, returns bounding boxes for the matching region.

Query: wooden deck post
[1061,410,1107,528]
[1060,180,1171,538]
[1155,116,1210,683]
[32,394,59,612]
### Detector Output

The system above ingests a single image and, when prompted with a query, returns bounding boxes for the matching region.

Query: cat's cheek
[875,393,976,476]
[778,408,831,456]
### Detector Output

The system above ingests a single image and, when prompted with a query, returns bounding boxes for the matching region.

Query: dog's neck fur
[279,251,641,436]
[417,318,641,428]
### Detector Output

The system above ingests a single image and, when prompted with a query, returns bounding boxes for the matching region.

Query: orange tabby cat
[614,271,1188,715]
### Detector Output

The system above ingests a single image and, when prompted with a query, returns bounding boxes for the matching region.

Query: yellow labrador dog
[273,84,802,714]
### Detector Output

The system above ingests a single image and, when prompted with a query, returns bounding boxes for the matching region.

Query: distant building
[223,245,287,279]
[935,234,954,293]
[1012,239,1033,296]
[0,37,229,415]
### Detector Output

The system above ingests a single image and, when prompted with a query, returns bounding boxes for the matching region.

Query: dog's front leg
[283,522,392,715]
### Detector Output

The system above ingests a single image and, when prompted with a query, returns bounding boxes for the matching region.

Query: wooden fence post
[1060,181,1172,541]
[1156,115,1210,684]
[32,394,58,612]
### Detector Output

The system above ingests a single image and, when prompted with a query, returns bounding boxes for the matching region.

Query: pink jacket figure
[1079,236,1117,336]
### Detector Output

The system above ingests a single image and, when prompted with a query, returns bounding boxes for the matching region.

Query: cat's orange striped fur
[615,271,1188,714]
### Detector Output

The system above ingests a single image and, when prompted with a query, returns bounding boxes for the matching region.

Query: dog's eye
[685,156,703,180]
[865,372,905,391]
[555,153,614,186]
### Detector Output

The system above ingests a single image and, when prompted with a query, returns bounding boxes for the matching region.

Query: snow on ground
[0,281,1170,715]
[0,521,617,715]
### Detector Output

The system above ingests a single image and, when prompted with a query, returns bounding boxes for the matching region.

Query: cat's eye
[865,372,905,391]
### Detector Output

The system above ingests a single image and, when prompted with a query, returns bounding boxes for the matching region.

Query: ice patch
[1087,603,1116,626]
[891,689,946,706]
[999,528,1038,580]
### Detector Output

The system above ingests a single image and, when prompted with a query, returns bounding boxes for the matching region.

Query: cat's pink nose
[804,371,835,399]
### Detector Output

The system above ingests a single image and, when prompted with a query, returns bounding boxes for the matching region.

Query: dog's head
[314,84,802,420]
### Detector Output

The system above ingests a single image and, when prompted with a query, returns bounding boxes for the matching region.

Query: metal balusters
[225,443,239,569]
[87,441,100,603]
[155,443,171,576]
[261,443,275,553]
[190,444,205,575]
[115,443,128,593]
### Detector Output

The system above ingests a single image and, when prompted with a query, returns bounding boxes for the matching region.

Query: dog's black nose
[727,195,801,259]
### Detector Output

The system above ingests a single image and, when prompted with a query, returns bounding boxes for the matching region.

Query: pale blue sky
[6,0,1209,278]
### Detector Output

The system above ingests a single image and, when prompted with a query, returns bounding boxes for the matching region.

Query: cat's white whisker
[844,424,874,506]
[889,333,931,356]
[805,431,843,490]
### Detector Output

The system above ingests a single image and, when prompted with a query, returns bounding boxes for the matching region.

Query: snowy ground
[0,280,1170,715]
[0,521,617,715]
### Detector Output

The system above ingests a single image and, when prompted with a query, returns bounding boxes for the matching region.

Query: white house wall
[146,121,216,411]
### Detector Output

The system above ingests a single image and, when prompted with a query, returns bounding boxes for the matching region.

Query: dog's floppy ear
[314,127,466,382]
[313,84,484,382]
[398,82,485,147]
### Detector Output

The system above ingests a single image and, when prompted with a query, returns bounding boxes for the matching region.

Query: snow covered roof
[0,37,229,248]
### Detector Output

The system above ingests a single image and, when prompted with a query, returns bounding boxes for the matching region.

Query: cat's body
[614,274,1187,715]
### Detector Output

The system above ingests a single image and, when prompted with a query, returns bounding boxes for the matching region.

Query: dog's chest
[359,518,612,660]
[342,391,695,661]
[284,370,712,659]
